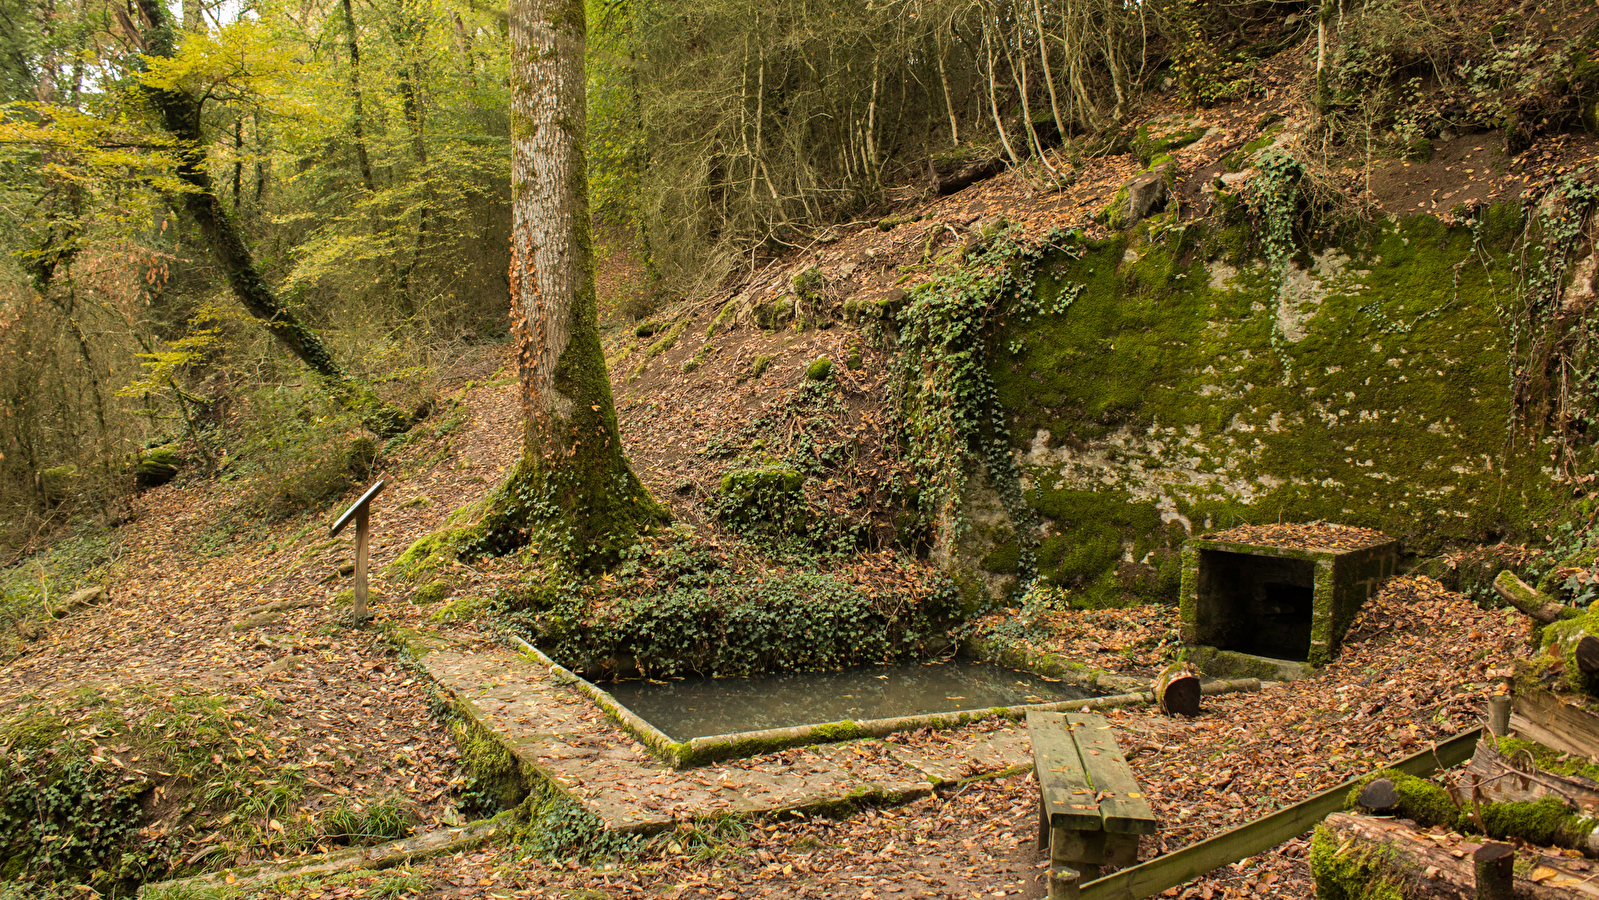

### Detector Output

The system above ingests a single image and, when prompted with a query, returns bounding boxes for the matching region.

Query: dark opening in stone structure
[1179,523,1399,667]
[1189,552,1317,660]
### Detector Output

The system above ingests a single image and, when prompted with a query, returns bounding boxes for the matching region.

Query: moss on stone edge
[1308,824,1405,900]
[681,722,872,767]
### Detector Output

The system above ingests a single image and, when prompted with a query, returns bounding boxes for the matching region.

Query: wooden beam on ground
[1077,728,1482,900]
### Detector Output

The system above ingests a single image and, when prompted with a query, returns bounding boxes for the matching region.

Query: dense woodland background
[2,0,1596,555]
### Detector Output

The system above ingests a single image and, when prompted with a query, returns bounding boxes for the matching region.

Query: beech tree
[468,0,664,570]
[132,0,416,438]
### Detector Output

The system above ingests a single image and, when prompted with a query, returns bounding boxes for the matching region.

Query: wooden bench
[1027,710,1158,899]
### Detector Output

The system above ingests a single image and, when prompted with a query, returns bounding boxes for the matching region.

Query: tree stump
[1577,636,1599,676]
[1357,777,1399,813]
[1473,842,1515,900]
[1155,665,1202,717]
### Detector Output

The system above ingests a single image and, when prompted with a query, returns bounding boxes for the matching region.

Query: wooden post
[354,504,370,620]
[332,479,386,624]
[1472,842,1514,900]
[1048,864,1081,900]
[1486,693,1510,737]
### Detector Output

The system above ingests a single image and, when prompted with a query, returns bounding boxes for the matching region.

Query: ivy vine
[887,224,1078,587]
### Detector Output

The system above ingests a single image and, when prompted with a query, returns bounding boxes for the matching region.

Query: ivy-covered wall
[963,208,1566,606]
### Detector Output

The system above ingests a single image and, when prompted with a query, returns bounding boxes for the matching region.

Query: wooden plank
[1067,714,1158,835]
[1029,710,1104,832]
[1514,689,1599,760]
[1079,727,1482,900]
[332,478,387,536]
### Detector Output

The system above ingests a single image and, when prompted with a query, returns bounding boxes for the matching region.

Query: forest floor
[2,83,1574,899]
[2,341,1523,900]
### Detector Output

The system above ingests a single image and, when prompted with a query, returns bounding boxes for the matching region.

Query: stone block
[1178,524,1398,666]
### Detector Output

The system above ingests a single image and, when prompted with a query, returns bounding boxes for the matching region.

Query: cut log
[1155,665,1202,717]
[1578,636,1599,676]
[1473,842,1514,900]
[1357,777,1399,812]
[1495,571,1579,624]
[1319,812,1599,899]
[1458,738,1599,814]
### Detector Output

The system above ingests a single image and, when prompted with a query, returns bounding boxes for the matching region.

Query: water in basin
[601,658,1102,742]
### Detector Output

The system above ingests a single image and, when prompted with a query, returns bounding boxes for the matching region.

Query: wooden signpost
[331,478,387,622]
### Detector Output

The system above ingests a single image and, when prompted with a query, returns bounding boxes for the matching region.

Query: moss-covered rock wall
[965,208,1564,606]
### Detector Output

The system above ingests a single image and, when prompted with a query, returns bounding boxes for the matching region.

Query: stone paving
[420,636,1036,833]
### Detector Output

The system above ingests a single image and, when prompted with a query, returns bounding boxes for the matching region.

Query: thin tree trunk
[394,1,431,319]
[983,29,1022,167]
[232,118,243,210]
[935,29,959,144]
[341,0,375,191]
[1031,0,1065,141]
[481,0,665,570]
[133,0,413,438]
[1004,19,1059,177]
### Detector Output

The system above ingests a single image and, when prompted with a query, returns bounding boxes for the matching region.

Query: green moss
[645,320,686,358]
[682,343,713,374]
[981,539,1021,574]
[1182,645,1287,680]
[1131,122,1208,167]
[412,580,451,605]
[1478,797,1587,846]
[753,298,795,330]
[749,355,772,380]
[1534,613,1599,694]
[1096,187,1130,229]
[449,703,530,812]
[715,466,805,537]
[707,300,737,337]
[985,210,1558,598]
[846,346,863,370]
[1491,735,1599,782]
[36,465,80,505]
[806,358,833,381]
[392,527,472,581]
[792,267,825,297]
[1344,770,1459,827]
[1401,136,1432,162]
[1308,825,1404,900]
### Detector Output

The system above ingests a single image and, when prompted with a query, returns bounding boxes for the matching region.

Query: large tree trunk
[133,0,413,438]
[475,0,664,570]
